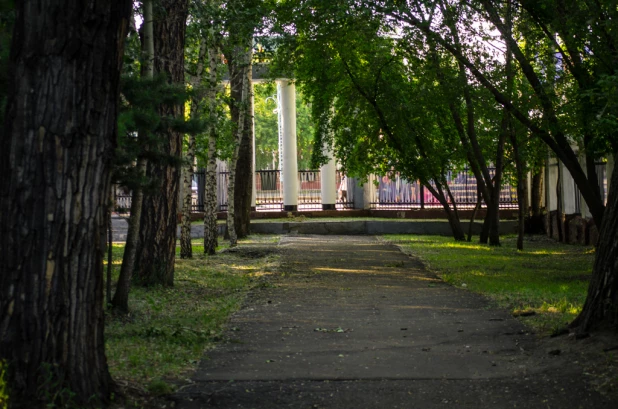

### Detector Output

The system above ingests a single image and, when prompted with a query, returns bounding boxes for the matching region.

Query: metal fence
[370,168,518,210]
[115,166,526,214]
[204,169,354,212]
[112,161,614,215]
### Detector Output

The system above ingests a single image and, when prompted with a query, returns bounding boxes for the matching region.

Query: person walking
[339,174,348,206]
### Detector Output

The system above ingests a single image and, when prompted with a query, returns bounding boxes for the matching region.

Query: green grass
[384,234,596,335]
[104,235,279,389]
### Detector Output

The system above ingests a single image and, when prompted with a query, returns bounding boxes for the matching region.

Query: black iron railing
[370,168,518,210]
[115,167,526,213]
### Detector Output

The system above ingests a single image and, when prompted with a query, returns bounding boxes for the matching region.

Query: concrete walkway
[174,236,614,408]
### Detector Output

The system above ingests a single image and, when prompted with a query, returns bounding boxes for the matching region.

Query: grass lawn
[104,235,279,399]
[384,234,596,335]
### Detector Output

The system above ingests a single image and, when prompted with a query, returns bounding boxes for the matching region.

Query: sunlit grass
[385,234,595,335]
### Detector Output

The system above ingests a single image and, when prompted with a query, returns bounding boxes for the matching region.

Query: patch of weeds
[147,379,174,396]
[286,213,308,222]
[385,234,595,335]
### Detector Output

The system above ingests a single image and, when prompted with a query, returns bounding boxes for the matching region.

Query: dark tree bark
[233,95,254,238]
[204,37,220,255]
[113,2,154,311]
[510,126,526,251]
[107,198,113,306]
[527,169,544,234]
[134,0,188,286]
[0,1,131,407]
[425,182,466,241]
[556,163,564,242]
[572,163,618,332]
[468,186,483,242]
[226,45,254,239]
[181,37,207,259]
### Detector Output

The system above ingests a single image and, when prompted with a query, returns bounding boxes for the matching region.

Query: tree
[134,0,189,286]
[113,0,155,312]
[181,34,207,259]
[380,0,618,330]
[224,0,262,240]
[273,2,469,239]
[0,0,131,406]
[203,23,225,255]
[277,0,618,331]
[225,40,252,246]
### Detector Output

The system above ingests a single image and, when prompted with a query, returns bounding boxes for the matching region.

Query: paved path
[175,236,614,408]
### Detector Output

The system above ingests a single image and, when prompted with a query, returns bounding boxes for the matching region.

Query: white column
[251,86,257,211]
[320,142,337,210]
[278,80,298,211]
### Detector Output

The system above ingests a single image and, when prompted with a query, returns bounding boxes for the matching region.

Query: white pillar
[320,142,337,210]
[278,80,298,211]
[251,86,257,211]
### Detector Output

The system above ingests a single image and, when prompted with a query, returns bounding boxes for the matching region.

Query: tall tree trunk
[135,0,188,286]
[468,185,483,242]
[107,200,113,306]
[528,169,544,233]
[204,35,220,255]
[571,159,618,331]
[425,182,465,241]
[181,38,207,259]
[227,41,254,239]
[180,142,195,259]
[0,1,131,407]
[488,0,513,248]
[480,205,493,244]
[226,46,250,247]
[488,160,505,246]
[112,0,154,311]
[510,126,526,251]
[234,83,254,238]
[112,168,145,310]
[556,162,564,242]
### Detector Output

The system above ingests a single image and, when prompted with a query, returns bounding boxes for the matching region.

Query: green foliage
[114,74,204,192]
[387,234,595,335]
[254,83,315,170]
[272,2,468,186]
[582,72,618,153]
